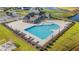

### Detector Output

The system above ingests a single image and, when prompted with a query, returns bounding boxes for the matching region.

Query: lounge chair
[22,36,27,40]
[14,30,20,34]
[27,36,32,39]
[20,32,26,37]
[29,38,35,44]
[17,32,22,35]
[35,41,39,44]
[26,36,32,42]
[30,38,34,41]
[33,41,39,46]
[31,41,36,46]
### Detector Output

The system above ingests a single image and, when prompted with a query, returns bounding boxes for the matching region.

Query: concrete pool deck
[5,20,73,47]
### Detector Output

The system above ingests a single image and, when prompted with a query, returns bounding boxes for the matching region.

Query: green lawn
[16,10,29,13]
[44,9,76,19]
[59,7,78,11]
[16,10,29,17]
[0,24,37,51]
[48,22,79,51]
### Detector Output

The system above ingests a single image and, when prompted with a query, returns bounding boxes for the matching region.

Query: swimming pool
[24,23,60,40]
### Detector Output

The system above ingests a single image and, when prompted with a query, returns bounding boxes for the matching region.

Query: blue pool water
[24,24,59,40]
[69,14,79,22]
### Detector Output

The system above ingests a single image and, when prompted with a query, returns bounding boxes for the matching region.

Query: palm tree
[36,46,40,49]
[49,43,53,46]
[43,48,48,51]
[46,45,51,48]
[40,49,44,51]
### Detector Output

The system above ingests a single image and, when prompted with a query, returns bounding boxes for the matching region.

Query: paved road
[0,16,23,23]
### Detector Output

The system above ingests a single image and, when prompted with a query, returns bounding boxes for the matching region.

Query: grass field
[48,22,79,51]
[59,7,79,11]
[16,10,29,17]
[44,9,75,20]
[0,24,37,51]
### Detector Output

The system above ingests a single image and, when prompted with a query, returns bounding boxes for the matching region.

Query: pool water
[24,24,59,40]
